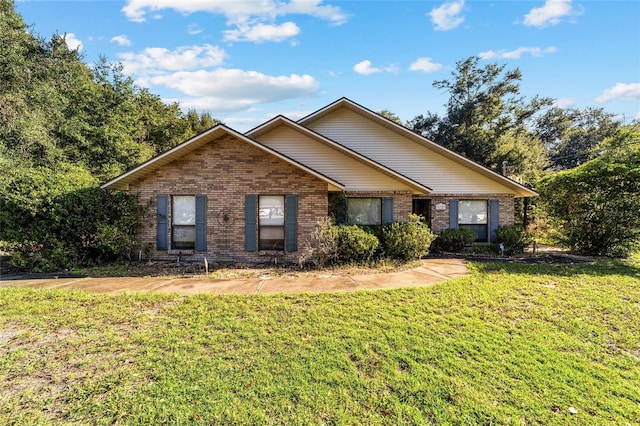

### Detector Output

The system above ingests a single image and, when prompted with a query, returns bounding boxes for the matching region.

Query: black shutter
[489,199,500,242]
[245,195,257,251]
[285,194,298,252]
[195,195,207,251]
[336,195,347,224]
[382,197,394,224]
[449,199,459,229]
[157,194,168,250]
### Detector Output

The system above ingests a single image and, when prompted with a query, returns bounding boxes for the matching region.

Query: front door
[412,199,431,226]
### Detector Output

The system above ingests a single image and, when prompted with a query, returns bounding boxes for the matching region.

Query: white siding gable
[254,125,422,193]
[305,107,513,195]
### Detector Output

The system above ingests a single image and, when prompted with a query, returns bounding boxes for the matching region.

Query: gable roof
[298,97,538,197]
[101,124,344,191]
[246,115,431,195]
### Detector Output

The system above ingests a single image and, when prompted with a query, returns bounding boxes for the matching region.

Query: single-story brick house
[101,98,537,262]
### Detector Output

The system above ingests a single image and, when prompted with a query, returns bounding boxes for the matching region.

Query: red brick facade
[126,134,517,262]
[129,134,329,263]
[414,193,515,234]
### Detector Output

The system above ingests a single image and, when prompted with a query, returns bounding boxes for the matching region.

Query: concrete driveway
[0,258,468,296]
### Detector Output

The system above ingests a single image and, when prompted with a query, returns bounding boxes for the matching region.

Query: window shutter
[285,194,298,252]
[157,194,168,250]
[195,195,207,251]
[489,199,500,242]
[449,199,459,229]
[382,197,394,224]
[245,195,257,251]
[335,195,347,224]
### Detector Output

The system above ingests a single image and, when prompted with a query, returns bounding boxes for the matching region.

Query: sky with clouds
[16,0,640,131]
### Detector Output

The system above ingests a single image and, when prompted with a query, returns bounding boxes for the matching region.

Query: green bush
[494,225,531,255]
[379,214,437,260]
[436,228,476,252]
[1,185,145,272]
[334,225,379,264]
[540,126,640,257]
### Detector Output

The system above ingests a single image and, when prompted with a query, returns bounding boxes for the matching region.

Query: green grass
[1,260,639,425]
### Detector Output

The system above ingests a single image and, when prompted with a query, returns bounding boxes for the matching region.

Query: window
[172,195,196,249]
[347,198,381,225]
[458,200,488,242]
[259,195,285,250]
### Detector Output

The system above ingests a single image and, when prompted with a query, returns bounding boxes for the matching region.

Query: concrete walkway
[0,258,468,296]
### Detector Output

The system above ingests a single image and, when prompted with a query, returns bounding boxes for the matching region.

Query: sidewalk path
[0,258,468,296]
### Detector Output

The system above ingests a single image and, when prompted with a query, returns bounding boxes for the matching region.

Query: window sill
[257,250,287,256]
[168,249,194,255]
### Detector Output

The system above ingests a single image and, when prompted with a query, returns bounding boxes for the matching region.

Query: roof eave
[248,115,431,195]
[101,124,345,192]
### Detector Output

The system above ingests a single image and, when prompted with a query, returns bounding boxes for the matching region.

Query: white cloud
[353,60,397,76]
[523,0,581,28]
[479,46,557,60]
[429,0,465,31]
[118,44,227,75]
[223,116,265,131]
[409,57,443,72]
[122,0,347,43]
[123,0,346,23]
[223,22,300,42]
[64,33,83,51]
[553,98,575,109]
[187,24,202,35]
[596,83,640,103]
[110,35,132,46]
[151,69,319,106]
[280,109,313,121]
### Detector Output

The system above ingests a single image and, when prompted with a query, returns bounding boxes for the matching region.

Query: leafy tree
[0,1,222,269]
[535,107,621,169]
[408,56,551,183]
[378,109,403,125]
[539,125,640,256]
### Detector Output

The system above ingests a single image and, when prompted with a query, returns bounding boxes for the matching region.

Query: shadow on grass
[470,257,640,279]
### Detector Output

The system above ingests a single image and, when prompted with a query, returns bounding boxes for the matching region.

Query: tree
[534,107,621,169]
[0,1,222,270]
[378,109,403,125]
[539,125,640,256]
[409,56,551,182]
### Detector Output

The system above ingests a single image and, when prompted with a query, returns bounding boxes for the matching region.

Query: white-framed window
[172,195,196,249]
[259,195,285,250]
[347,198,382,225]
[458,200,488,242]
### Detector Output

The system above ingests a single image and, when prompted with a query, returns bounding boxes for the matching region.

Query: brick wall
[129,135,328,263]
[414,193,515,234]
[125,132,518,261]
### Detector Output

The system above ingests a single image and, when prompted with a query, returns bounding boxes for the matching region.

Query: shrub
[334,225,379,264]
[436,228,476,252]
[539,126,640,257]
[494,225,531,255]
[2,187,145,272]
[379,214,437,260]
[298,217,338,267]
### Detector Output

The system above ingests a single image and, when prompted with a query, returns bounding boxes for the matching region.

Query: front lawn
[1,260,638,424]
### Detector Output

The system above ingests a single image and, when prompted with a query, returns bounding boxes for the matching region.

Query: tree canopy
[408,56,552,184]
[539,125,640,256]
[0,1,221,270]
[534,106,621,170]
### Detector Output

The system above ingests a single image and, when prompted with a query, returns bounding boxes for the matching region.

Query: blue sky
[16,0,640,131]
